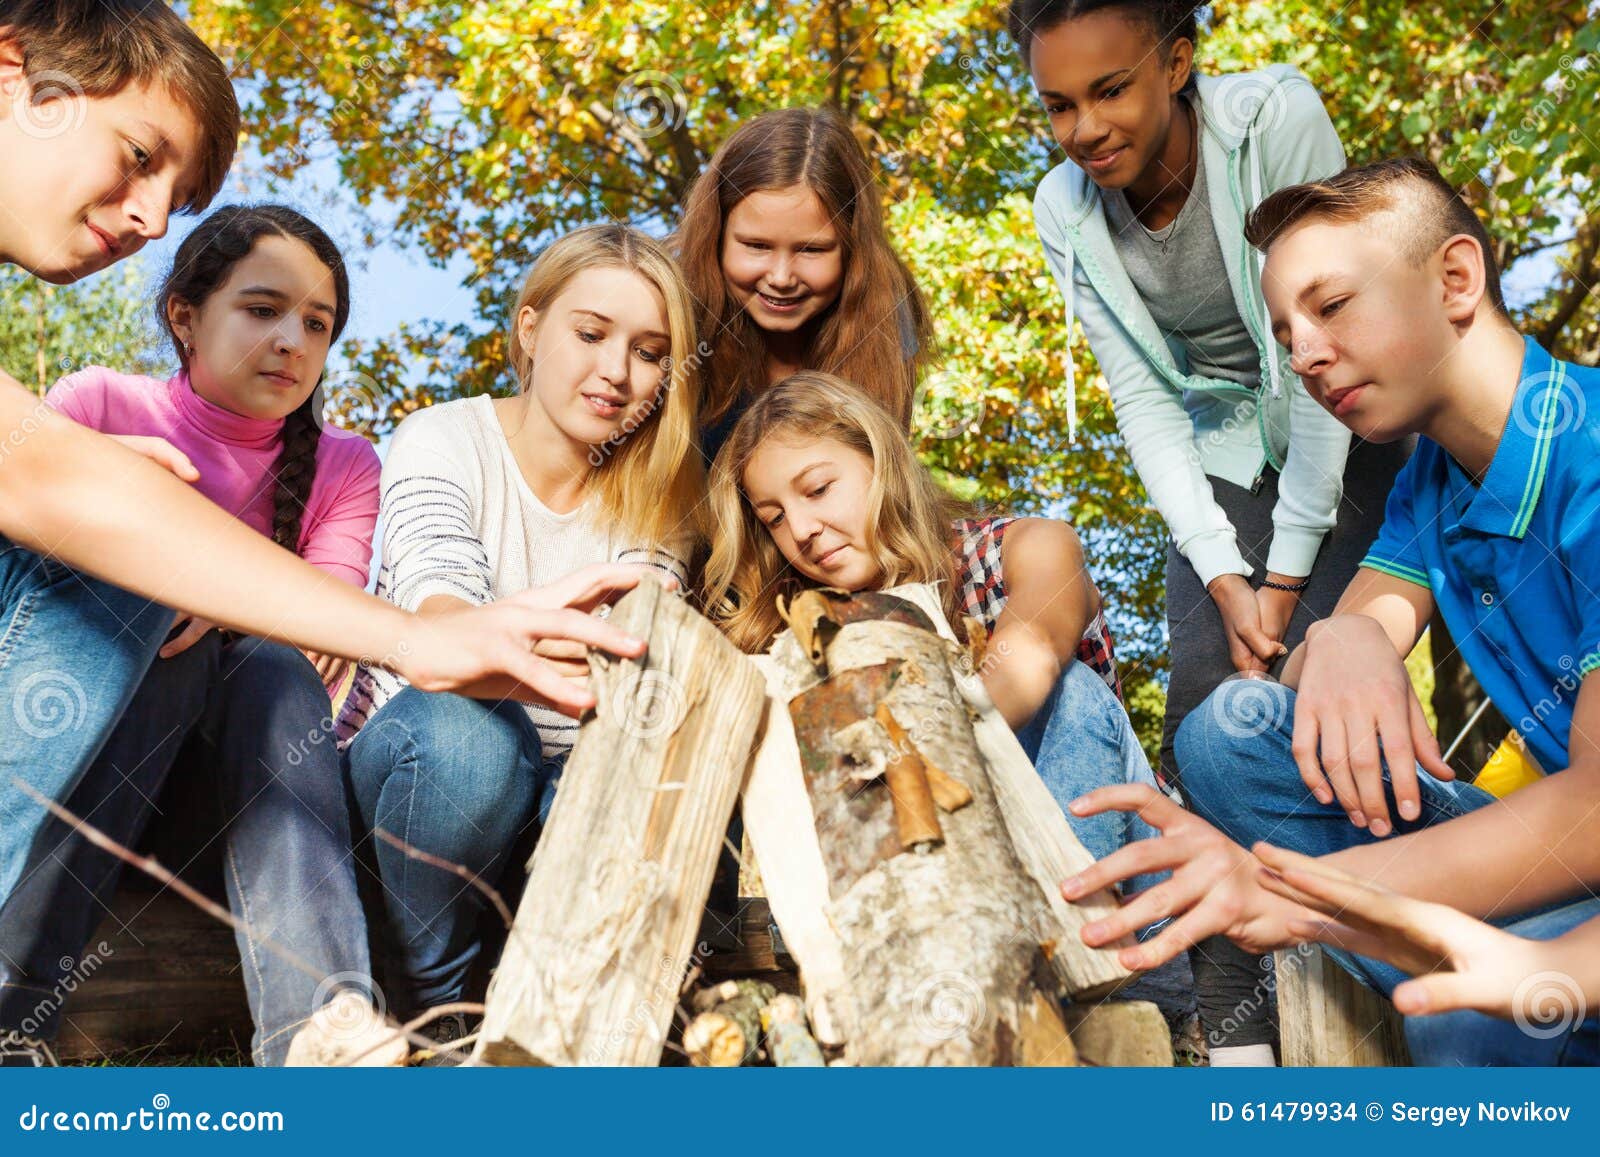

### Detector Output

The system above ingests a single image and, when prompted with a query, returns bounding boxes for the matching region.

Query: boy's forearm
[0,386,415,662]
[1325,762,1600,918]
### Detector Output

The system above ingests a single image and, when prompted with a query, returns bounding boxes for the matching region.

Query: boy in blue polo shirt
[1057,157,1600,1065]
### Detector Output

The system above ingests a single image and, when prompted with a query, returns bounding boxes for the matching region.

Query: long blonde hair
[507,223,704,551]
[676,108,934,430]
[705,372,968,652]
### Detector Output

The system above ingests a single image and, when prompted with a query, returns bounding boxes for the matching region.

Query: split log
[885,582,1133,998]
[683,979,776,1067]
[739,687,853,1048]
[473,581,766,1066]
[745,586,1131,1065]
[1062,1001,1174,1067]
[1276,944,1410,1066]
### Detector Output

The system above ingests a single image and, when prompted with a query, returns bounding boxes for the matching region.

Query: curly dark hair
[1008,0,1201,84]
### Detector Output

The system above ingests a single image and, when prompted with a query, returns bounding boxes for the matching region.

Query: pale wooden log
[763,993,826,1067]
[683,982,772,1067]
[769,591,1089,1063]
[739,673,853,1048]
[1063,1001,1174,1067]
[473,582,765,1066]
[883,582,1133,997]
[1276,944,1410,1066]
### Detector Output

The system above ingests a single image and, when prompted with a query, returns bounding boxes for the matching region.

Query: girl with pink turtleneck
[20,205,379,1066]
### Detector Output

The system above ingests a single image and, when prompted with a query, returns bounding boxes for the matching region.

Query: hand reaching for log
[531,636,590,683]
[1060,784,1318,970]
[1254,842,1599,1021]
[406,564,678,711]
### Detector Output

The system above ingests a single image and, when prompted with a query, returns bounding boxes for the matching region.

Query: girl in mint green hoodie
[1014,0,1409,1064]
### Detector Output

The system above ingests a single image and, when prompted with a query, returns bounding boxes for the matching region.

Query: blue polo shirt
[1360,336,1600,775]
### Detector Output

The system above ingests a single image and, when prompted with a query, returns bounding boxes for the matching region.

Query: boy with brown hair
[0,1,658,1066]
[1065,156,1600,1065]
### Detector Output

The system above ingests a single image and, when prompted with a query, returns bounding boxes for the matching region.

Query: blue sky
[123,146,482,378]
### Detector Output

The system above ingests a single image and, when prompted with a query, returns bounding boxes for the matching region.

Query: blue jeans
[1178,677,1600,1065]
[1014,661,1166,897]
[342,688,563,1013]
[0,536,170,907]
[0,631,370,1066]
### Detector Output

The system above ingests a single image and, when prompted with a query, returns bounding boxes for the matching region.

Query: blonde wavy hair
[704,371,969,652]
[507,223,705,551]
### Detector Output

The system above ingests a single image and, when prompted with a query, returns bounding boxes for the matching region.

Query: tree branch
[1535,222,1600,348]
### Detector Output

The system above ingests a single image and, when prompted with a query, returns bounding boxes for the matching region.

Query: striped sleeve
[377,413,493,612]
[1358,454,1430,589]
[615,543,689,589]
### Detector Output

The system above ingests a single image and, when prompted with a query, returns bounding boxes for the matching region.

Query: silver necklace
[1137,101,1198,250]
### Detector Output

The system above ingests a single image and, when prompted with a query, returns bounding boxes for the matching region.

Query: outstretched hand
[1254,842,1561,1021]
[1061,783,1314,970]
[395,563,678,712]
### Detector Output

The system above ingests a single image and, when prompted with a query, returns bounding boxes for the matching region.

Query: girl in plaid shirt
[704,371,1167,866]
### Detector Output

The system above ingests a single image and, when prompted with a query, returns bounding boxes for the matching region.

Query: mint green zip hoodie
[1032,65,1351,587]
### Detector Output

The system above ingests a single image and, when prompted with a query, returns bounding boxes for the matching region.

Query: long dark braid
[270,394,324,552]
[158,205,351,555]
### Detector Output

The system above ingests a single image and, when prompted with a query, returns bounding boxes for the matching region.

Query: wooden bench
[56,888,796,1063]
[1275,944,1410,1066]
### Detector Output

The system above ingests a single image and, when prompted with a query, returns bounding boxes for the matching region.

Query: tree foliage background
[0,261,165,395]
[15,1,1598,754]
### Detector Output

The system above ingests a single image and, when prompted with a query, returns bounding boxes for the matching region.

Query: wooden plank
[54,890,250,1062]
[1276,944,1410,1066]
[473,582,766,1067]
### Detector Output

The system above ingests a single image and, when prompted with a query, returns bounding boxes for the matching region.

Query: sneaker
[414,1012,473,1067]
[0,1030,59,1067]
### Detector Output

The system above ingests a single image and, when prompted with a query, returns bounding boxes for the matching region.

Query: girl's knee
[224,640,326,701]
[350,690,541,844]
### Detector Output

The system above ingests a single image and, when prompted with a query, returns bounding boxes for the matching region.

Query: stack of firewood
[291,580,1170,1068]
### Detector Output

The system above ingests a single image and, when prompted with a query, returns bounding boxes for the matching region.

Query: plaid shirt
[953,516,1123,702]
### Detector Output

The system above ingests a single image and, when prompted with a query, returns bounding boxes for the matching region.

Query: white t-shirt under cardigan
[334,395,687,756]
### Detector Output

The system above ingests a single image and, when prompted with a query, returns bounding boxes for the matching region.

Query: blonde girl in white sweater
[338,225,702,1037]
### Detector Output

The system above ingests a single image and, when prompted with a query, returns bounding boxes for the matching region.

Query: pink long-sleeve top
[45,367,381,589]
